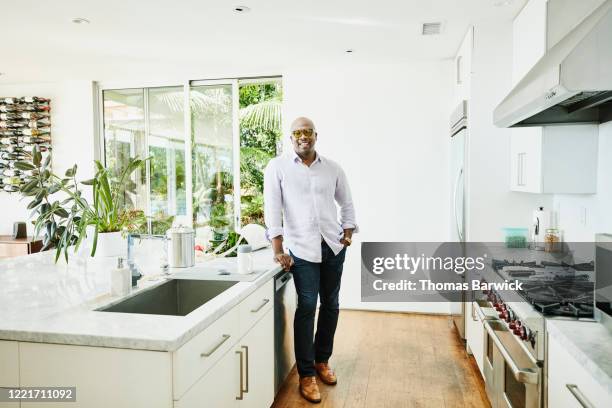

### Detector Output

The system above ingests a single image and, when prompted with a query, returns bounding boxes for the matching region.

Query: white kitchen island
[0,249,281,408]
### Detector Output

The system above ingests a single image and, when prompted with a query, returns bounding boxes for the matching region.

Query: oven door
[484,320,542,408]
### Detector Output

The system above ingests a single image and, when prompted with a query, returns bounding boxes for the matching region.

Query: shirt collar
[291,150,322,165]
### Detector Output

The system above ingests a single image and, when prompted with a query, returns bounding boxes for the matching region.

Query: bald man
[264,117,358,403]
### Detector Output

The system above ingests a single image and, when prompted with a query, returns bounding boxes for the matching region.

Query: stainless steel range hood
[494,0,612,128]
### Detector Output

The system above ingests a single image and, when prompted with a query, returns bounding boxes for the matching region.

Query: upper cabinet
[510,124,598,194]
[512,0,547,85]
[453,26,473,105]
[510,0,601,194]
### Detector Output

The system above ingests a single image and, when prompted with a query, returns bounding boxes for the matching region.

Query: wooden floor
[271,310,490,408]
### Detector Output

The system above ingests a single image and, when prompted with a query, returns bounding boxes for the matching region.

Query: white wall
[466,20,551,242]
[283,61,453,312]
[553,121,612,242]
[0,80,96,235]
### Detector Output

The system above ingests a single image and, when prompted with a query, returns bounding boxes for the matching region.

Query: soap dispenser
[111,257,131,297]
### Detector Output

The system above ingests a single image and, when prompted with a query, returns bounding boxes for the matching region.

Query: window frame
[96,76,281,232]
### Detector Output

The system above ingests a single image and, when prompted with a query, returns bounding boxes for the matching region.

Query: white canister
[237,245,253,275]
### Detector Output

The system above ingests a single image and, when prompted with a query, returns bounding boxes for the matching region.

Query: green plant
[18,147,147,262]
[208,230,243,257]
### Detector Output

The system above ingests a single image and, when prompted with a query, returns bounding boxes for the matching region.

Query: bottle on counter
[1,97,20,104]
[0,112,49,120]
[20,128,50,136]
[111,257,131,297]
[28,118,51,128]
[20,97,50,104]
[0,120,27,128]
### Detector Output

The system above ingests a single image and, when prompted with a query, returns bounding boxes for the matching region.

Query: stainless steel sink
[96,279,238,316]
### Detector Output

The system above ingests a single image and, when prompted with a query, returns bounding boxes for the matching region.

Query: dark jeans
[290,241,346,377]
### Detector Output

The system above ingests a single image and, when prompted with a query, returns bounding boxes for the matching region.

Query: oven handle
[566,384,596,408]
[484,320,539,385]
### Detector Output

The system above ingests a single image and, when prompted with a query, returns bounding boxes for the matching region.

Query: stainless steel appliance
[494,0,612,128]
[478,256,597,408]
[274,271,296,392]
[595,233,612,332]
[450,100,468,340]
[166,225,195,268]
[483,319,542,408]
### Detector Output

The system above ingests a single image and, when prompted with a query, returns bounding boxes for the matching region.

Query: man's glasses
[291,128,315,140]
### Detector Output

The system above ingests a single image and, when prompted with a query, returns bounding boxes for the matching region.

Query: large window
[101,78,282,237]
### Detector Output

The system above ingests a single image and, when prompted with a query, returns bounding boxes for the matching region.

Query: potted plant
[17,146,147,262]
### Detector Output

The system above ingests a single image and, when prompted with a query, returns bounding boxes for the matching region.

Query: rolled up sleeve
[264,160,284,239]
[334,166,359,233]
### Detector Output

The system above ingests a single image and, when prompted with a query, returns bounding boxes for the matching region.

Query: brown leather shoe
[315,362,337,385]
[299,376,321,403]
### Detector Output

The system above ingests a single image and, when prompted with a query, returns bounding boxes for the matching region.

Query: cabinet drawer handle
[236,350,244,400]
[566,384,596,408]
[200,334,231,357]
[250,298,270,313]
[242,345,249,393]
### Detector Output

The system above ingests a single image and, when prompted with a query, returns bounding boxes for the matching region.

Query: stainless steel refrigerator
[450,100,467,340]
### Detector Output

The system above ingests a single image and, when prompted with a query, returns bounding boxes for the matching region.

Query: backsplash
[554,121,612,242]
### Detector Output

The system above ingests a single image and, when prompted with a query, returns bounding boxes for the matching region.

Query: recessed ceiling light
[71,17,90,24]
[493,0,513,6]
[233,6,250,13]
[345,49,355,54]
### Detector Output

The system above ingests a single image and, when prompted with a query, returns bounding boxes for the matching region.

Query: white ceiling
[0,0,527,83]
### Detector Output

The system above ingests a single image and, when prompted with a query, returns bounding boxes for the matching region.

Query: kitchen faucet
[127,234,169,287]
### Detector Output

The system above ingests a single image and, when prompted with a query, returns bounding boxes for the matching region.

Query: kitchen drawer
[174,345,239,408]
[173,306,240,400]
[548,334,611,408]
[239,279,273,335]
[0,341,19,387]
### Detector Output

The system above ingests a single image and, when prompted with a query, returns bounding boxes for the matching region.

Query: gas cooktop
[491,258,595,318]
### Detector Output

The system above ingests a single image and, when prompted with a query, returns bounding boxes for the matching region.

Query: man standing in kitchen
[264,117,358,404]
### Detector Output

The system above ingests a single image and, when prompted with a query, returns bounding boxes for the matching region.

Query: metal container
[166,225,195,268]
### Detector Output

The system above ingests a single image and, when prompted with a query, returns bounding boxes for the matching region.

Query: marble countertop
[0,248,281,352]
[546,319,612,394]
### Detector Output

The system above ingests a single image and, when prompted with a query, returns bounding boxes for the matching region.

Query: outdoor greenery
[17,147,147,261]
[239,82,282,226]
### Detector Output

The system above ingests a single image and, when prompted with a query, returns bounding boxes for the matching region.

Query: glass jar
[544,228,562,253]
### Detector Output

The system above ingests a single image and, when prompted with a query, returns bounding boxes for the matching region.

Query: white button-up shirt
[264,151,358,263]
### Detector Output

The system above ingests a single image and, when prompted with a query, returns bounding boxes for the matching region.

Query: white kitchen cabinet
[175,309,275,408]
[0,341,20,408]
[174,345,240,408]
[513,0,604,84]
[173,306,241,399]
[0,341,19,387]
[453,26,473,104]
[465,302,485,376]
[510,1,600,194]
[19,342,173,408]
[237,309,274,408]
[512,0,547,86]
[547,333,611,408]
[510,124,598,193]
[8,277,276,408]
